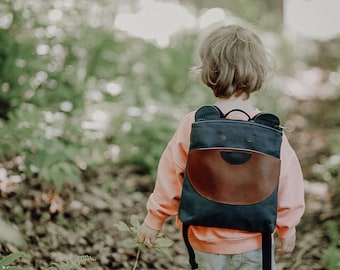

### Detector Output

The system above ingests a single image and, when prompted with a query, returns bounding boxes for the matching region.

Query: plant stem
[133,248,141,270]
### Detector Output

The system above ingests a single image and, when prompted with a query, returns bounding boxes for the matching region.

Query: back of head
[199,24,270,99]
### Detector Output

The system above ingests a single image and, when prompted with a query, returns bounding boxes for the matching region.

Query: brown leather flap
[186,149,280,205]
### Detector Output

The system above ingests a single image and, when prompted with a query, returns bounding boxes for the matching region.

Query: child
[136,24,305,270]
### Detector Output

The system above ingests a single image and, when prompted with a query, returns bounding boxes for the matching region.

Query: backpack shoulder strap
[262,232,273,270]
[182,224,198,269]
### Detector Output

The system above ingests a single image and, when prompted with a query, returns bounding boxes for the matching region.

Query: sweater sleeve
[276,133,305,239]
[144,112,194,231]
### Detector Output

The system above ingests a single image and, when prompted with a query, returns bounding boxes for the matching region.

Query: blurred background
[0,0,339,269]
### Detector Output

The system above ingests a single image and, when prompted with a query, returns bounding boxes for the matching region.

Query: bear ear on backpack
[195,106,223,121]
[252,113,281,130]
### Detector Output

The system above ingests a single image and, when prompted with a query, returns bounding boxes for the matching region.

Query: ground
[0,164,332,269]
[0,114,335,269]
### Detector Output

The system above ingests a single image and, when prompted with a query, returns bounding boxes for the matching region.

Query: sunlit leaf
[156,237,174,248]
[122,239,139,249]
[155,246,173,262]
[114,221,131,232]
[5,267,27,270]
[0,252,26,267]
[129,215,140,229]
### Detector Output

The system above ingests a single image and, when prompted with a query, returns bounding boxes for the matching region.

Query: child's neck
[214,95,255,115]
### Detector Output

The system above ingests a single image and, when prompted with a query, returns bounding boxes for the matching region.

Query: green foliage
[0,0,209,186]
[322,221,340,270]
[0,216,25,247]
[114,111,176,179]
[0,252,27,270]
[0,103,105,190]
[312,133,340,198]
[0,0,338,208]
[0,0,113,190]
[311,129,340,270]
[0,252,94,270]
[114,215,174,268]
[40,255,95,270]
[102,33,210,178]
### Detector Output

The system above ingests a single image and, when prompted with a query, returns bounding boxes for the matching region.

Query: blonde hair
[199,24,270,99]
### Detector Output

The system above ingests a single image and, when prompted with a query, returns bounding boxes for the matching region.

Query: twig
[133,248,141,270]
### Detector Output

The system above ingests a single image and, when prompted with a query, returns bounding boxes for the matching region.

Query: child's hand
[277,234,296,254]
[136,222,160,248]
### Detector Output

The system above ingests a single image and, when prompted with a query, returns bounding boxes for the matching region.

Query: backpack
[178,105,283,270]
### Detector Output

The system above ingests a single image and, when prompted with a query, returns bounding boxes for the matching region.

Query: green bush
[312,133,340,198]
[322,221,340,270]
[0,103,105,190]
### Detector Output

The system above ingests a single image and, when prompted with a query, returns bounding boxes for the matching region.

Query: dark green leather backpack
[179,105,283,270]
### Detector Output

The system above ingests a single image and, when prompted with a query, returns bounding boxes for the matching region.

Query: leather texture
[186,149,281,205]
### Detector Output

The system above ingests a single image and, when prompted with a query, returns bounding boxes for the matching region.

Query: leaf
[5,267,27,270]
[0,252,26,267]
[41,255,95,270]
[122,239,139,248]
[322,246,340,270]
[50,166,65,191]
[137,243,147,252]
[154,246,173,262]
[114,221,131,232]
[129,215,140,229]
[156,237,174,248]
[130,225,138,235]
[50,261,68,270]
[40,167,51,182]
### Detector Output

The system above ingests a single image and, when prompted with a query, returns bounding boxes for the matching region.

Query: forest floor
[0,111,336,269]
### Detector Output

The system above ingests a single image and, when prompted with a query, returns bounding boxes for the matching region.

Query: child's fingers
[136,236,151,247]
[135,222,160,248]
[145,238,155,248]
[277,248,289,255]
[136,236,155,248]
[135,234,145,244]
[277,242,295,254]
[277,235,296,254]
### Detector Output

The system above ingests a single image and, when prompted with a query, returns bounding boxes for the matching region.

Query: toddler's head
[199,24,270,99]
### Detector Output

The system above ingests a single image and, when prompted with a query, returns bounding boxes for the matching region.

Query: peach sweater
[144,109,305,254]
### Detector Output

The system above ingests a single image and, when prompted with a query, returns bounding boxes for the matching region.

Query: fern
[114,215,174,270]
[40,255,95,270]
